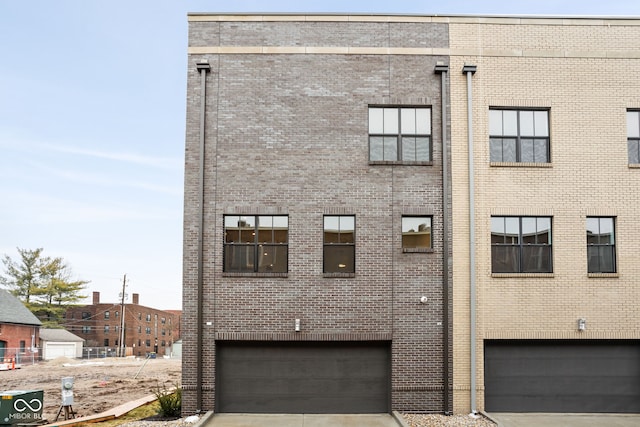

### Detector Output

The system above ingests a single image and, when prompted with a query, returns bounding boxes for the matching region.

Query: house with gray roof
[0,289,41,361]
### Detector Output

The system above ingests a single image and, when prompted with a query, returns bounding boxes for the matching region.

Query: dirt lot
[1,357,181,422]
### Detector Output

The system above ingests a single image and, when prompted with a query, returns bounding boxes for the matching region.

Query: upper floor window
[369,107,431,162]
[146,314,151,322]
[489,109,549,163]
[82,312,91,319]
[402,216,432,250]
[587,217,616,273]
[82,326,91,333]
[104,325,110,333]
[324,215,355,274]
[491,216,552,273]
[627,110,640,164]
[224,215,288,273]
[104,311,110,319]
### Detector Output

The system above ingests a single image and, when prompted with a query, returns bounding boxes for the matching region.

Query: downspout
[462,64,477,415]
[434,61,450,414]
[196,59,211,412]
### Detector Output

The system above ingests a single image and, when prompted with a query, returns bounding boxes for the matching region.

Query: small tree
[1,248,46,304]
[1,247,89,327]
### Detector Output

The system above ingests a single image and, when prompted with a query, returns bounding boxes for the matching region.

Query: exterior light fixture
[578,318,586,331]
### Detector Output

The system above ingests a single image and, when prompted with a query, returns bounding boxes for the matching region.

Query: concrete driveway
[490,413,640,427]
[201,413,404,427]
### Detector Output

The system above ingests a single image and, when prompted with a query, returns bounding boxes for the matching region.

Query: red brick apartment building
[64,291,180,357]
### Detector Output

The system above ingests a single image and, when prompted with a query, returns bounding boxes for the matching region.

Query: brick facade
[448,16,640,413]
[63,292,180,356]
[184,16,452,413]
[184,13,640,415]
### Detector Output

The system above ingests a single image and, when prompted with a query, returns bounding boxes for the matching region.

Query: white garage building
[39,329,84,360]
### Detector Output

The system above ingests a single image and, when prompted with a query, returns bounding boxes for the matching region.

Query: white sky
[1,0,639,310]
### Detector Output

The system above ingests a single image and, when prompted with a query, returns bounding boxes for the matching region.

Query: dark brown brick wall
[183,17,451,414]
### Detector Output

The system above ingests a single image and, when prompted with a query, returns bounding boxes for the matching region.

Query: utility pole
[119,274,127,357]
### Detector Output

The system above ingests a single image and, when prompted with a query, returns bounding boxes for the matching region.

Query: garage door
[45,343,77,360]
[485,340,640,413]
[216,341,390,413]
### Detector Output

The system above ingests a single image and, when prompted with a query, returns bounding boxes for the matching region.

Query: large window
[324,215,355,273]
[490,109,549,163]
[224,215,288,273]
[627,110,640,164]
[402,216,432,250]
[369,107,431,162]
[587,217,616,273]
[491,216,552,273]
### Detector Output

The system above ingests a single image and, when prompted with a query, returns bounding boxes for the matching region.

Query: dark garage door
[216,341,390,413]
[485,340,640,413]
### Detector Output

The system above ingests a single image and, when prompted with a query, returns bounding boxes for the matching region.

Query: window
[224,215,289,273]
[162,329,166,336]
[114,326,119,334]
[104,339,109,347]
[587,217,616,273]
[161,340,166,347]
[115,311,119,318]
[104,325,110,333]
[19,341,25,353]
[369,107,431,161]
[138,326,142,333]
[104,311,110,320]
[146,327,151,335]
[402,216,432,250]
[146,314,151,322]
[145,340,151,347]
[489,109,549,163]
[82,326,91,334]
[491,216,552,273]
[161,317,166,324]
[82,312,91,319]
[324,215,355,273]
[627,110,640,163]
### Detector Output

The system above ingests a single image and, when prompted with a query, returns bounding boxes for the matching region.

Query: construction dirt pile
[1,357,181,423]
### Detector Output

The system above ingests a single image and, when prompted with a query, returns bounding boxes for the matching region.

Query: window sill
[491,273,554,278]
[628,163,640,168]
[490,162,552,168]
[369,160,433,166]
[403,248,434,253]
[588,272,619,278]
[323,272,356,278]
[222,272,288,278]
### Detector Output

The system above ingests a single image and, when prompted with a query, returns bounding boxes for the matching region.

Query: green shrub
[153,383,182,418]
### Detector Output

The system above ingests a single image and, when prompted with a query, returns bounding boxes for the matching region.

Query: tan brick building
[183,13,640,415]
[448,16,640,414]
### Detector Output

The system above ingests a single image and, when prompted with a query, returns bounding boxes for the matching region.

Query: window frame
[627,110,640,164]
[491,216,553,274]
[402,216,433,252]
[323,215,356,275]
[587,217,617,274]
[368,106,433,164]
[489,108,550,164]
[223,215,289,274]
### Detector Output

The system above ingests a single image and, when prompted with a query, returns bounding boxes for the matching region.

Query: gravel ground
[402,413,496,427]
[116,413,496,427]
